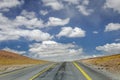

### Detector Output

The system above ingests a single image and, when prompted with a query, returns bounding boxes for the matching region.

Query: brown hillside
[0,50,47,65]
[81,54,120,73]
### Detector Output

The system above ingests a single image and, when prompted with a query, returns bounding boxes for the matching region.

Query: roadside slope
[0,50,47,65]
[0,50,48,73]
[81,54,120,79]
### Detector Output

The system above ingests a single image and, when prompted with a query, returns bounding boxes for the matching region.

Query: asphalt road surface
[0,62,112,80]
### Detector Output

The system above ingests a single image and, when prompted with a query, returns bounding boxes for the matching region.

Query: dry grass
[0,50,48,65]
[81,54,120,73]
[0,50,49,73]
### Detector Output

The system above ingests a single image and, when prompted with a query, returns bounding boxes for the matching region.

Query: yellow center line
[73,62,92,80]
[29,64,56,80]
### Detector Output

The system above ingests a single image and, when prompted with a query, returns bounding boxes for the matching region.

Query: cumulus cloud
[40,10,48,15]
[96,43,120,54]
[18,29,52,42]
[104,0,120,13]
[16,12,70,28]
[64,0,93,16]
[93,31,98,34]
[42,0,64,10]
[14,16,44,29]
[42,0,93,16]
[29,41,83,61]
[57,27,86,38]
[77,5,93,16]
[115,39,120,42]
[0,10,71,42]
[0,28,52,42]
[63,0,80,4]
[0,11,44,29]
[21,10,36,19]
[46,17,70,27]
[105,23,120,32]
[0,13,52,42]
[76,0,93,16]
[0,0,24,11]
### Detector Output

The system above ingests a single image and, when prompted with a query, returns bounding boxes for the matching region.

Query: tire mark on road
[53,62,66,80]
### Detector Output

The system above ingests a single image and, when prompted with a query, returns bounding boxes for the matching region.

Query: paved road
[0,62,112,80]
[0,63,53,80]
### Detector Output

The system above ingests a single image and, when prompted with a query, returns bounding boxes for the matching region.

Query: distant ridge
[0,50,47,65]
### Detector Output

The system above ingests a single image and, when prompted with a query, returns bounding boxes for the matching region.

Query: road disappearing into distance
[0,62,111,80]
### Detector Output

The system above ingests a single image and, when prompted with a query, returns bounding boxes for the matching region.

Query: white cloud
[16,11,70,28]
[14,16,44,29]
[76,0,93,16]
[29,40,83,61]
[63,0,79,4]
[18,29,52,42]
[105,23,120,32]
[96,43,120,54]
[77,5,93,16]
[46,17,70,27]
[93,31,98,34]
[14,10,45,29]
[42,40,57,44]
[42,0,93,16]
[0,11,44,29]
[0,11,71,42]
[40,10,48,15]
[115,39,120,42]
[80,54,104,59]
[42,0,64,10]
[21,10,36,19]
[57,27,86,38]
[104,0,120,13]
[41,0,93,16]
[0,13,52,42]
[82,0,89,5]
[0,13,14,29]
[0,28,52,42]
[0,0,24,11]
[3,47,26,55]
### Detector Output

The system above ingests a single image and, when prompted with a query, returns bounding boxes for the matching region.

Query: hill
[0,50,47,65]
[81,54,120,73]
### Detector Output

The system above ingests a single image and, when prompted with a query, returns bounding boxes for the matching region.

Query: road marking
[29,64,56,80]
[0,64,47,77]
[73,62,92,80]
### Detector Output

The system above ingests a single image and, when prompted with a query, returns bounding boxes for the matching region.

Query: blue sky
[0,0,120,61]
